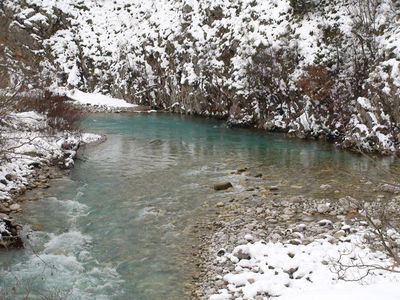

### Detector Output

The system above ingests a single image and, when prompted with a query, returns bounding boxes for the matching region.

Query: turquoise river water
[0,113,397,299]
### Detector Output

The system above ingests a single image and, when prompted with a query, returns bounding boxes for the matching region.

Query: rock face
[3,0,400,155]
[0,1,70,89]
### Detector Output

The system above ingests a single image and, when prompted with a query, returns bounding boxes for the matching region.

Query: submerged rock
[214,182,233,191]
[9,204,21,211]
[235,167,248,174]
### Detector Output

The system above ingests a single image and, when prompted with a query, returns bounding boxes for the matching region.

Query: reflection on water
[0,113,397,299]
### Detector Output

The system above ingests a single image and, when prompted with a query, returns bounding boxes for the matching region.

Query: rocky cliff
[2,0,400,154]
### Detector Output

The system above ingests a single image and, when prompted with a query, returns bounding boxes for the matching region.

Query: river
[0,113,396,299]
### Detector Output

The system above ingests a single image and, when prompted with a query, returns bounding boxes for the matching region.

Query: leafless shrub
[14,91,84,132]
[326,157,400,280]
[331,248,400,282]
[350,197,400,262]
[242,42,301,127]
[349,0,380,61]
[298,64,352,127]
[331,192,400,281]
[0,274,72,300]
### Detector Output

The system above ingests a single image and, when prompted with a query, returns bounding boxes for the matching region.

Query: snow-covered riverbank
[192,170,400,299]
[0,88,155,247]
[0,110,101,247]
[66,89,152,113]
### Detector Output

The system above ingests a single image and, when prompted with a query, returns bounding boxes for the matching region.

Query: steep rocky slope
[2,0,400,154]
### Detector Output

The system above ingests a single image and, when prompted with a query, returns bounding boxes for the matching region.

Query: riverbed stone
[320,184,332,190]
[5,174,16,181]
[334,230,346,238]
[244,234,254,241]
[0,205,10,213]
[10,204,21,211]
[0,213,11,221]
[234,249,251,260]
[317,203,330,214]
[236,167,248,174]
[214,182,233,191]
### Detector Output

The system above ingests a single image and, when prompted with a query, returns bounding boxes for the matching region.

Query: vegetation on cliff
[1,0,400,154]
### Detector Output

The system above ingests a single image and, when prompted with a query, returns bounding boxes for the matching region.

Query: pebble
[214,182,233,191]
[10,204,21,211]
[334,230,346,238]
[320,184,332,190]
[318,219,333,227]
[234,249,251,260]
[0,205,11,213]
[270,233,282,242]
[289,239,301,245]
[290,185,303,189]
[317,203,330,214]
[244,234,254,241]
[301,215,314,222]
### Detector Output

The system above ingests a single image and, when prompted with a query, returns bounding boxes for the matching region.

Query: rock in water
[214,182,233,191]
[10,204,21,211]
[235,167,248,174]
[0,205,10,213]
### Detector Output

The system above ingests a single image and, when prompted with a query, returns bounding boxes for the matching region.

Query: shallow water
[0,113,397,299]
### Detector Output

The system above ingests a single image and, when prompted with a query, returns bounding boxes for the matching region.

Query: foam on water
[44,230,91,254]
[0,185,125,299]
[47,197,89,216]
[3,233,124,299]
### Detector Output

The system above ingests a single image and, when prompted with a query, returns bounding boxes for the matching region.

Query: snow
[357,97,374,112]
[81,132,104,144]
[279,283,400,300]
[0,111,102,218]
[210,228,400,299]
[67,64,81,87]
[0,221,9,238]
[67,90,137,108]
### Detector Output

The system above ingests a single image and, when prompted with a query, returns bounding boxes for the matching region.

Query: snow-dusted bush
[14,92,83,132]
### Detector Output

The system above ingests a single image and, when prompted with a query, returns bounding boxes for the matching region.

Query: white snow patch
[211,228,400,299]
[68,90,137,108]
